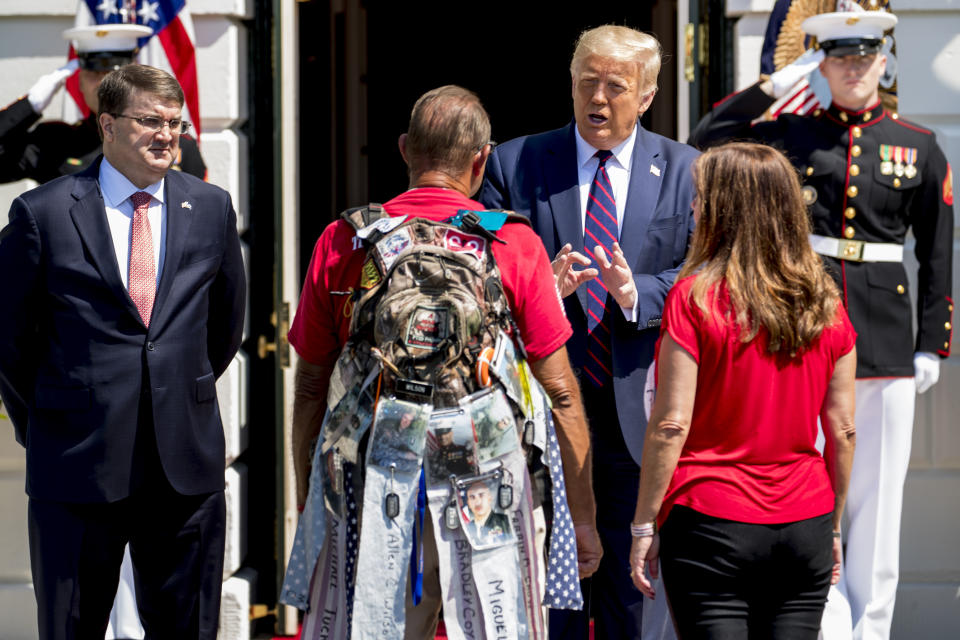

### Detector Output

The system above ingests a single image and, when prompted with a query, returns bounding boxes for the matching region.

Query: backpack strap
[340,203,387,233]
[447,209,531,245]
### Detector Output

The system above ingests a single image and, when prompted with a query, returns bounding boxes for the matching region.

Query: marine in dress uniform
[0,24,204,185]
[689,9,954,640]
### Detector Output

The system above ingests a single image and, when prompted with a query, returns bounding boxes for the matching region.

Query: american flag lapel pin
[650,164,661,177]
[181,201,192,210]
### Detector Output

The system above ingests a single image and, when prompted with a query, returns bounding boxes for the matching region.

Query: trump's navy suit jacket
[479,121,698,463]
[0,158,245,503]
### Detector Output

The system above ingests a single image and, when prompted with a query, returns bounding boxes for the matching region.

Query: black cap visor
[79,51,137,72]
[821,37,883,57]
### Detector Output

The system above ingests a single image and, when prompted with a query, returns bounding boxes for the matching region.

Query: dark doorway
[298,0,681,268]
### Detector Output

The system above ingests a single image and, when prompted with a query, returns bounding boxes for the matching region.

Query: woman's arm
[821,347,857,584]
[629,334,699,597]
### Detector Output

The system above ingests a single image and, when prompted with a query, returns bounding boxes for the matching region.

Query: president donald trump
[479,25,698,639]
[0,64,245,639]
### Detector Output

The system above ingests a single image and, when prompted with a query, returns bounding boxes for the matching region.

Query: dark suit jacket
[478,121,698,463]
[0,157,245,503]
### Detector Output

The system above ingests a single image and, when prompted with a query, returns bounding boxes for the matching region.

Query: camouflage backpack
[342,204,531,408]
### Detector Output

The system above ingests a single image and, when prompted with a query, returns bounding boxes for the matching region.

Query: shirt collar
[98,157,165,209]
[574,121,638,171]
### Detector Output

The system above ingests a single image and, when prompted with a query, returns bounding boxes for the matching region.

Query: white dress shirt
[573,123,639,321]
[98,157,167,289]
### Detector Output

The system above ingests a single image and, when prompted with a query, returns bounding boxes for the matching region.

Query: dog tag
[385,463,400,519]
[445,502,460,530]
[523,419,535,446]
[498,483,514,510]
[385,493,400,519]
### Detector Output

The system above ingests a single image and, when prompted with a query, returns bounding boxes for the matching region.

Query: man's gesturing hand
[593,241,637,309]
[552,243,598,298]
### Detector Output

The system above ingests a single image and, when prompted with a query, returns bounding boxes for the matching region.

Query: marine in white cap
[0,22,205,184]
[690,4,954,640]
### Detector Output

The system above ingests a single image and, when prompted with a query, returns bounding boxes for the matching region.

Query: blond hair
[678,142,841,357]
[570,25,662,93]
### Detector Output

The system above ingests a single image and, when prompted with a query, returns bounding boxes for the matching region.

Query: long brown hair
[678,142,840,356]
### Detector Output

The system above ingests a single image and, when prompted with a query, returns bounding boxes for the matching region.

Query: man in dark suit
[0,64,245,640]
[479,25,698,639]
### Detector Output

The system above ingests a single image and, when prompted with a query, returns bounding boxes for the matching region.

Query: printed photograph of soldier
[425,412,478,484]
[464,388,519,463]
[367,399,428,474]
[461,478,514,549]
[323,381,374,458]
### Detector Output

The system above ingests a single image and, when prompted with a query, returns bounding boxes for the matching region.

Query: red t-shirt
[288,188,572,367]
[656,276,857,527]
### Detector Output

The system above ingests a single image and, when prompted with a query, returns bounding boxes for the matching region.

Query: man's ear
[398,133,408,164]
[473,144,491,177]
[638,87,657,117]
[99,113,115,142]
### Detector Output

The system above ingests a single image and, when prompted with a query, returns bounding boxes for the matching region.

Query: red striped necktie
[583,150,616,387]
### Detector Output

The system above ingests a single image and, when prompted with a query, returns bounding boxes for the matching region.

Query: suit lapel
[152,172,194,327]
[544,123,589,313]
[620,125,665,270]
[68,164,144,323]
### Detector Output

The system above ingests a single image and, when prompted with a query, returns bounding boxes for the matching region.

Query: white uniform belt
[809,234,904,263]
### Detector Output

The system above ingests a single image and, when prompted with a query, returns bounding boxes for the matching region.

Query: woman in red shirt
[629,142,857,638]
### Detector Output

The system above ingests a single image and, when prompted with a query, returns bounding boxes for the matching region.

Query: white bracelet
[630,522,657,537]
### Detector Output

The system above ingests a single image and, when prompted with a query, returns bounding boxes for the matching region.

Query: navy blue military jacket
[690,83,954,378]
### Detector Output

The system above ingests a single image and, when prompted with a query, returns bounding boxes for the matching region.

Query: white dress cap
[62,24,153,54]
[802,11,897,46]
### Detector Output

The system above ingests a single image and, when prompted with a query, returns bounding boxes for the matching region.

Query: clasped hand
[552,242,637,309]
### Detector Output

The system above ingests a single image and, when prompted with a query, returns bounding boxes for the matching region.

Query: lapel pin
[181,201,192,210]
[650,164,661,177]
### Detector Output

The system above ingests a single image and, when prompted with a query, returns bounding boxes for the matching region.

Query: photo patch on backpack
[442,229,487,263]
[376,228,413,271]
[405,305,449,350]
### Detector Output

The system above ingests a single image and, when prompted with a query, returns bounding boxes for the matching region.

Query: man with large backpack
[283,85,602,639]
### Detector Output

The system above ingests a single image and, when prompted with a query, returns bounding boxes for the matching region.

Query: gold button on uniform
[897,285,905,294]
[950,304,955,312]
[852,145,862,157]
[852,126,862,138]
[844,227,856,239]
[893,178,901,187]
[847,185,859,198]
[806,166,814,176]
[840,112,849,122]
[845,207,856,219]
[850,165,860,176]
[892,113,899,120]
[814,109,823,117]
[946,342,951,349]
[947,322,953,330]
[863,112,872,122]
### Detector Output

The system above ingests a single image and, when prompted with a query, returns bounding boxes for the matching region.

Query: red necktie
[128,191,156,327]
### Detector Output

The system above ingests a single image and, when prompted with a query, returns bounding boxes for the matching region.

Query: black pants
[660,505,833,640]
[27,387,226,640]
[549,384,644,639]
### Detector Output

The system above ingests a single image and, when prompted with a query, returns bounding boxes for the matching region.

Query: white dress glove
[27,59,80,114]
[914,352,941,394]
[770,48,826,98]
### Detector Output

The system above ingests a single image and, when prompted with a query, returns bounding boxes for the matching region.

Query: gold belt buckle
[840,240,865,262]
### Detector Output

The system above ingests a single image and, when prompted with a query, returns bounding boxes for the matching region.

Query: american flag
[64,0,201,136]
